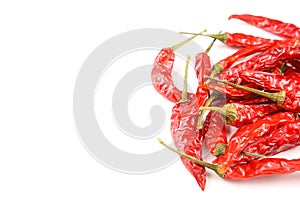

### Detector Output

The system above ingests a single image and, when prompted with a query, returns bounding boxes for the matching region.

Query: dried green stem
[171,30,206,50]
[205,76,286,106]
[157,138,224,177]
[214,144,266,158]
[200,104,238,124]
[197,93,217,129]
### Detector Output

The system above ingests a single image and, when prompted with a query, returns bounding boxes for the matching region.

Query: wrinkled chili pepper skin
[227,103,281,128]
[215,44,270,73]
[229,14,300,39]
[203,110,227,155]
[220,43,300,83]
[223,32,279,47]
[225,158,300,180]
[215,112,296,173]
[228,96,273,105]
[240,71,300,112]
[195,53,212,83]
[183,131,206,190]
[236,120,300,163]
[152,48,194,102]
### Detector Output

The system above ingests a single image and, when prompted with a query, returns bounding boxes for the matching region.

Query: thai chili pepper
[151,31,204,103]
[220,42,300,83]
[229,14,300,39]
[201,102,281,128]
[158,138,300,180]
[239,71,300,112]
[234,120,300,163]
[203,110,227,156]
[214,111,296,173]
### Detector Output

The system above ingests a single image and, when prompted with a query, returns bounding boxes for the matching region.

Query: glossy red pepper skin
[225,158,300,180]
[194,53,212,83]
[152,48,194,103]
[240,71,300,112]
[228,96,273,105]
[220,43,300,83]
[215,112,296,173]
[236,120,300,163]
[229,14,300,39]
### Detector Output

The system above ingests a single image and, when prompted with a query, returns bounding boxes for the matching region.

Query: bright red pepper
[229,14,300,39]
[215,112,296,173]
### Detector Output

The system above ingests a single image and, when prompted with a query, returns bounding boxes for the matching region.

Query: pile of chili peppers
[151,14,300,191]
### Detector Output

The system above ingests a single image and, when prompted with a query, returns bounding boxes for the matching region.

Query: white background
[1,0,300,199]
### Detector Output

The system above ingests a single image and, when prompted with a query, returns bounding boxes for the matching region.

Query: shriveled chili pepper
[229,14,300,39]
[158,138,300,180]
[151,31,204,103]
[203,109,227,156]
[214,112,296,173]
[235,119,300,163]
[239,70,300,112]
[220,42,300,83]
[201,102,281,128]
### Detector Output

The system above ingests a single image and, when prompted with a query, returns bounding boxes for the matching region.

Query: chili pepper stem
[204,64,224,85]
[200,104,238,124]
[205,76,286,106]
[171,30,206,50]
[177,55,191,104]
[157,138,224,178]
[240,151,266,158]
[179,31,227,43]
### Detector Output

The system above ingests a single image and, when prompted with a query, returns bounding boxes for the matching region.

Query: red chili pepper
[151,33,203,103]
[220,42,300,83]
[240,70,300,112]
[215,112,296,173]
[158,139,300,180]
[203,110,227,156]
[235,120,300,163]
[224,157,300,180]
[201,102,281,128]
[229,14,300,39]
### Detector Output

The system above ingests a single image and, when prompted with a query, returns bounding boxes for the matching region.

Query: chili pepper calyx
[214,144,227,156]
[201,104,238,124]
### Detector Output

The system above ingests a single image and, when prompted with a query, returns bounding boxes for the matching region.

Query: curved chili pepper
[159,138,300,180]
[240,70,300,112]
[229,14,300,39]
[151,33,203,102]
[225,157,300,180]
[201,103,281,128]
[215,112,296,173]
[235,120,300,163]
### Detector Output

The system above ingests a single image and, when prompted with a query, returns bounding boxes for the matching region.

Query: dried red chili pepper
[215,112,296,173]
[203,109,227,156]
[234,120,300,163]
[151,32,204,103]
[158,139,300,180]
[201,102,281,128]
[220,42,300,83]
[229,14,300,39]
[239,71,300,112]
